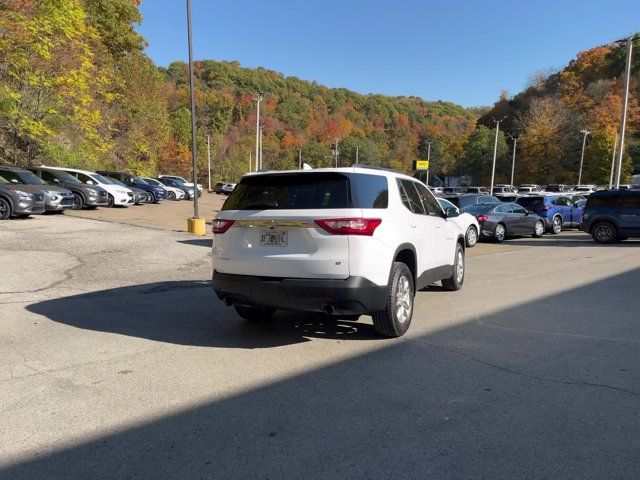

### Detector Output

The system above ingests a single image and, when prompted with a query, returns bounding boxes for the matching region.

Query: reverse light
[476,215,489,222]
[211,219,235,234]
[314,218,382,236]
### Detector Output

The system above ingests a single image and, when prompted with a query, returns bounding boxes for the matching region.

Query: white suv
[211,167,466,337]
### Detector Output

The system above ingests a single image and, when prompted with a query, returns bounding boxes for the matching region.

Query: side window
[397,179,425,215]
[76,173,93,184]
[495,204,512,213]
[414,182,443,216]
[511,204,527,214]
[40,170,59,183]
[617,193,640,208]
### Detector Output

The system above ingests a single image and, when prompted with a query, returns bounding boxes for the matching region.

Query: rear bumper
[212,272,387,314]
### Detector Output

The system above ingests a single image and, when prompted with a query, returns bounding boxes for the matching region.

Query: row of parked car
[0,165,204,219]
[433,187,640,244]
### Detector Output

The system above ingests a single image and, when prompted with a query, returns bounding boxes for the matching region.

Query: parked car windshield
[143,178,162,187]
[9,170,46,185]
[50,170,82,184]
[222,172,388,210]
[90,173,114,185]
[0,175,10,184]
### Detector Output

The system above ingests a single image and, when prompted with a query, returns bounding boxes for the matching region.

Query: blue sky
[137,0,640,107]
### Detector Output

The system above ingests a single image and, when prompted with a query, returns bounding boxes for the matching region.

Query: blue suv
[97,170,167,204]
[516,194,582,234]
[582,189,640,243]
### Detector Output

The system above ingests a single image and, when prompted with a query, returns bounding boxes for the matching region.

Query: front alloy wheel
[72,193,84,210]
[533,220,544,238]
[372,262,414,337]
[107,194,114,208]
[167,191,176,200]
[551,216,562,234]
[0,198,11,219]
[465,225,478,247]
[592,222,617,244]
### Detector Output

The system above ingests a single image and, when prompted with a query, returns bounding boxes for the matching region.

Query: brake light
[476,215,488,222]
[314,218,382,236]
[545,205,552,210]
[211,219,235,234]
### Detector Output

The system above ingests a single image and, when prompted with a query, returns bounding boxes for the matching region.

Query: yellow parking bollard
[187,217,206,236]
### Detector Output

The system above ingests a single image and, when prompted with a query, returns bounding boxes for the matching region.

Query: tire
[0,197,11,220]
[442,243,465,291]
[532,220,544,238]
[149,192,157,204]
[234,305,275,321]
[167,191,176,200]
[372,262,414,338]
[71,193,84,210]
[591,221,618,244]
[494,223,506,243]
[551,215,562,234]
[465,225,478,247]
[107,194,115,208]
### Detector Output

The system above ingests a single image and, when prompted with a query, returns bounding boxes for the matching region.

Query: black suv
[581,190,640,243]
[27,166,109,209]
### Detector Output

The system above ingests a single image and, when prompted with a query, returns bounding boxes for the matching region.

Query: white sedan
[142,178,186,201]
[437,197,480,247]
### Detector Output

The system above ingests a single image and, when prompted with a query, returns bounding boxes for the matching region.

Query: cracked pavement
[1,213,639,479]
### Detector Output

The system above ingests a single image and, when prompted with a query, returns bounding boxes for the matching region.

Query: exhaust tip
[322,304,335,315]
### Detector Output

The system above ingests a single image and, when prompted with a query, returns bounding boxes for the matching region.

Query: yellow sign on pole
[415,160,429,170]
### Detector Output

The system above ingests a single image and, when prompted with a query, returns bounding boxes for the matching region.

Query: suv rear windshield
[587,192,640,208]
[517,196,546,209]
[222,172,388,210]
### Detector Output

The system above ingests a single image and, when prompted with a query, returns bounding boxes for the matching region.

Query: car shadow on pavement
[26,280,382,349]
[177,238,213,247]
[8,269,640,479]
[491,232,640,248]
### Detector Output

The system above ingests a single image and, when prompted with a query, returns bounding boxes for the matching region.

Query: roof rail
[352,164,402,174]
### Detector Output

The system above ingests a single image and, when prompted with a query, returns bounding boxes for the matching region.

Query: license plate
[260,229,288,247]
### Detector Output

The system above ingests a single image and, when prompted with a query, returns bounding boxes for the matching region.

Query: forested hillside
[1,0,638,185]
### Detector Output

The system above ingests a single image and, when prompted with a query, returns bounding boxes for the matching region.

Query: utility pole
[258,124,263,170]
[206,134,211,191]
[509,136,518,187]
[615,35,636,188]
[298,149,302,169]
[249,152,252,174]
[333,139,340,167]
[355,145,359,164]
[578,129,591,185]
[253,92,264,173]
[185,0,199,220]
[490,117,506,193]
[609,134,618,189]
[426,142,431,186]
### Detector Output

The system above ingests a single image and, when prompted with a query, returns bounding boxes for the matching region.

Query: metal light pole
[253,93,264,172]
[615,36,636,188]
[355,145,359,164]
[609,133,618,189]
[249,152,252,174]
[298,149,302,169]
[578,129,590,185]
[426,142,431,186]
[490,117,506,193]
[509,136,518,186]
[185,0,199,220]
[258,124,263,170]
[333,139,340,167]
[206,134,211,191]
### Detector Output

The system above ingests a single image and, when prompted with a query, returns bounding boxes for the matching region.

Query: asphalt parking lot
[1,212,639,479]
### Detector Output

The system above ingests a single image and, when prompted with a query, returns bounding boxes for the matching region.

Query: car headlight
[87,188,99,195]
[9,188,33,199]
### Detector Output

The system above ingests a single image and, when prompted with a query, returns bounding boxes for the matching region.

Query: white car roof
[243,166,415,182]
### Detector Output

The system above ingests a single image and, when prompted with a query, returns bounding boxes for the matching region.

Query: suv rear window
[222,172,388,210]
[517,196,545,209]
[587,192,640,208]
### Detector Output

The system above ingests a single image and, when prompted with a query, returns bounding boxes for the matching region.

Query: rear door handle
[410,222,417,228]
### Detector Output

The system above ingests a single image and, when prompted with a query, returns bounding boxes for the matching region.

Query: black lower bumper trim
[212,272,387,314]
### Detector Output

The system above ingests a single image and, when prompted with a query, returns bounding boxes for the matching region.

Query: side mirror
[445,206,459,218]
[86,180,94,185]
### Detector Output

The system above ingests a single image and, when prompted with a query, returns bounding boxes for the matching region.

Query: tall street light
[578,129,591,186]
[185,0,202,234]
[508,135,518,187]
[609,133,618,189]
[490,116,506,193]
[253,92,264,173]
[614,35,637,188]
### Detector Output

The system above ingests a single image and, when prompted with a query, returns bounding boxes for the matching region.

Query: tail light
[545,205,552,210]
[314,218,382,236]
[211,219,235,234]
[476,215,488,222]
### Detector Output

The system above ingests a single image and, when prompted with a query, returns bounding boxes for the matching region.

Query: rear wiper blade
[244,200,279,209]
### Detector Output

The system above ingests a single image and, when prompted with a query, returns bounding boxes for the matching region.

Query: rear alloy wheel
[107,194,115,208]
[442,243,465,291]
[465,225,478,247]
[372,262,414,338]
[234,305,275,321]
[71,193,84,210]
[592,221,618,244]
[0,198,11,220]
[167,191,176,200]
[551,216,562,234]
[532,220,544,238]
[494,223,506,243]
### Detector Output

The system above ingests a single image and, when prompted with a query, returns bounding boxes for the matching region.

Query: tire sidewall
[72,193,84,210]
[390,263,414,336]
[494,224,506,243]
[533,220,544,237]
[592,222,617,244]
[466,225,478,247]
[552,216,562,234]
[0,197,11,219]
[167,191,176,200]
[107,194,114,208]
